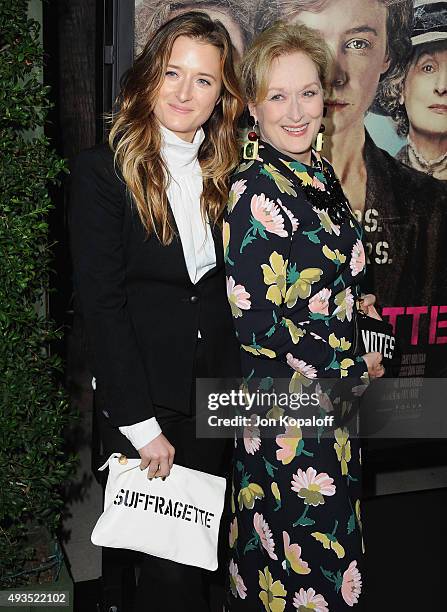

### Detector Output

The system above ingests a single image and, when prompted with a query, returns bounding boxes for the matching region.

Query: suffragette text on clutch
[113,488,215,528]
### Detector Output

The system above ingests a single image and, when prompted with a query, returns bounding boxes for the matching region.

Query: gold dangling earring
[243,119,259,160]
[315,129,324,152]
[315,106,327,153]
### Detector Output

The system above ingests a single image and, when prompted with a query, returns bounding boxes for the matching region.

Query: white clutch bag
[91,453,227,571]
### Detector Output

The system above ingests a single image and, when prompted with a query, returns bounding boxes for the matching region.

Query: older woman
[380,0,447,180]
[224,22,383,611]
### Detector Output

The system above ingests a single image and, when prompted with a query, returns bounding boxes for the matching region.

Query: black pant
[96,339,232,611]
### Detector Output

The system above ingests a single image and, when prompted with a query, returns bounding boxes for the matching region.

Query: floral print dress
[224,141,369,611]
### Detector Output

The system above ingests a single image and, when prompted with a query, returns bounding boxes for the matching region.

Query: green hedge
[0,1,75,586]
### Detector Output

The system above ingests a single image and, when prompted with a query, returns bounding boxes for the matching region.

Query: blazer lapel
[167,196,223,285]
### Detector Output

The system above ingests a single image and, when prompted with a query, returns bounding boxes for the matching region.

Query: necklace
[280,153,352,225]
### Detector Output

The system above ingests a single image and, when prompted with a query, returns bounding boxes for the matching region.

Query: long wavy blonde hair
[109,11,244,244]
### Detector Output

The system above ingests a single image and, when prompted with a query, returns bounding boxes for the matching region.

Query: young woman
[70,12,243,611]
[224,22,383,610]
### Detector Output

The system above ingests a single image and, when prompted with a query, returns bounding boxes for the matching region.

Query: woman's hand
[362,351,385,379]
[358,294,381,320]
[138,433,175,479]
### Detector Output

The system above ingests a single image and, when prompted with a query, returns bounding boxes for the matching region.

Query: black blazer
[69,144,240,427]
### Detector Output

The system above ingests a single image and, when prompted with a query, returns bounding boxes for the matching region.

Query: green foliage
[0,1,75,586]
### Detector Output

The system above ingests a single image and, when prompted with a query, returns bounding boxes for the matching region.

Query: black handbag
[352,300,400,376]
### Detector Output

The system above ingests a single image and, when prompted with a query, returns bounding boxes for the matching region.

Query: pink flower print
[282,531,311,575]
[291,467,336,506]
[310,331,326,341]
[293,588,328,611]
[276,425,302,465]
[277,199,299,234]
[243,422,261,455]
[350,240,366,276]
[229,559,247,599]
[228,179,247,212]
[226,276,251,318]
[232,179,247,199]
[341,560,362,606]
[315,383,334,413]
[250,193,288,237]
[308,288,332,316]
[312,176,326,191]
[345,287,354,321]
[253,512,278,560]
[229,517,238,549]
[286,354,318,379]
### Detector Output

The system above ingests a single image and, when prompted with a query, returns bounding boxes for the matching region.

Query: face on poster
[396,43,447,179]
[134,0,251,58]
[403,43,447,139]
[281,0,391,140]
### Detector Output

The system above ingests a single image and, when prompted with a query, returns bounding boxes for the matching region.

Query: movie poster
[134,0,447,379]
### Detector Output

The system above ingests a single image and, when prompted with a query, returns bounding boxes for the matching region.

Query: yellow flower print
[242,344,276,359]
[326,334,356,376]
[311,523,345,559]
[340,358,355,377]
[285,264,323,308]
[266,404,285,421]
[322,244,346,265]
[262,251,288,306]
[334,428,351,476]
[271,482,281,511]
[355,499,362,528]
[295,170,313,186]
[229,516,238,548]
[223,220,231,263]
[333,287,354,322]
[235,159,254,174]
[260,162,298,196]
[328,333,352,351]
[282,318,305,344]
[280,160,313,186]
[313,207,341,236]
[258,566,287,612]
[238,482,265,510]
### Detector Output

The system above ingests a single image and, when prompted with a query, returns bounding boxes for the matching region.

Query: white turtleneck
[118,125,216,452]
